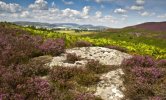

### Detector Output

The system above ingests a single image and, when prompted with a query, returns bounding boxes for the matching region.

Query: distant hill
[13,21,109,31]
[105,21,166,40]
[124,21,166,32]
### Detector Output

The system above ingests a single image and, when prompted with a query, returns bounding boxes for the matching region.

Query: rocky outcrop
[48,47,132,100]
[48,47,131,68]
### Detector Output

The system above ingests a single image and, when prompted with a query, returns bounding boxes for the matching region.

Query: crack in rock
[94,68,125,100]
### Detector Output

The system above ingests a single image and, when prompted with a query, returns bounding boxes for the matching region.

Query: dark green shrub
[75,71,100,86]
[22,56,52,76]
[105,45,128,53]
[74,92,102,100]
[86,60,111,74]
[50,67,78,82]
[66,53,81,63]
[75,41,92,47]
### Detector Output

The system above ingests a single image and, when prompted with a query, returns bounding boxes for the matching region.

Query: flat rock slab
[48,47,132,100]
[49,47,132,68]
[66,47,132,66]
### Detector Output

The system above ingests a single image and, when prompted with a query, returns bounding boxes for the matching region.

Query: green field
[83,31,166,49]
[48,28,166,49]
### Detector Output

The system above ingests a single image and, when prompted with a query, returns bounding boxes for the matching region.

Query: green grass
[83,31,166,49]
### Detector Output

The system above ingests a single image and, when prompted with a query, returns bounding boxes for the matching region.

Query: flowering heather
[131,67,163,84]
[20,77,53,99]
[122,55,156,68]
[0,65,51,99]
[0,25,66,66]
[39,38,65,56]
[122,55,166,99]
[0,29,42,66]
[0,25,66,99]
[19,34,43,48]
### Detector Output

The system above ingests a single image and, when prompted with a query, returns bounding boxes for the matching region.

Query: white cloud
[122,15,128,17]
[82,6,91,18]
[34,5,116,25]
[26,6,91,21]
[102,15,118,23]
[0,1,118,27]
[6,10,31,19]
[136,0,145,5]
[95,11,102,18]
[48,8,59,13]
[0,13,5,17]
[94,0,114,3]
[11,13,19,18]
[0,1,22,13]
[95,0,103,3]
[114,8,127,14]
[20,11,31,18]
[140,11,155,17]
[29,0,48,10]
[121,15,128,21]
[157,14,166,19]
[141,11,149,16]
[83,6,90,15]
[62,8,80,17]
[62,0,74,5]
[130,5,144,10]
[130,0,145,11]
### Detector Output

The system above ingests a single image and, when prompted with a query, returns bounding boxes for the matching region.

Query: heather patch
[122,55,166,100]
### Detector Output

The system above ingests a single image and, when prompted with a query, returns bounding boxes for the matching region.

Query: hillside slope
[125,21,166,32]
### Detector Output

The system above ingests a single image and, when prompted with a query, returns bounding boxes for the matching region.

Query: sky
[0,0,166,28]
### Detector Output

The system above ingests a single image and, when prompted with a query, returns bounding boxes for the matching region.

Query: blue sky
[0,0,166,28]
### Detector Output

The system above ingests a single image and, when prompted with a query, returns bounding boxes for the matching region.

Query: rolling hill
[13,21,109,31]
[124,21,166,32]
